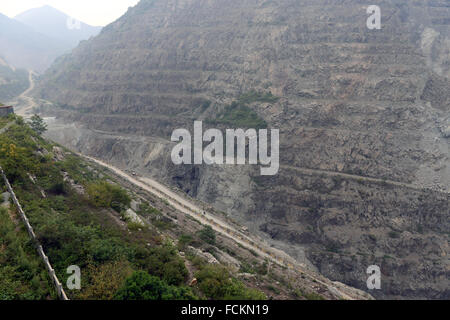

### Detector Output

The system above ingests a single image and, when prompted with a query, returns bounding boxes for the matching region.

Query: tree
[29,114,47,135]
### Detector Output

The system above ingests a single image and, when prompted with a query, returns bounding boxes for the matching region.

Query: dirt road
[81,154,367,300]
[14,70,38,118]
[82,155,277,258]
[282,164,449,194]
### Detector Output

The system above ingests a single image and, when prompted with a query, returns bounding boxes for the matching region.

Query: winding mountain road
[14,70,37,118]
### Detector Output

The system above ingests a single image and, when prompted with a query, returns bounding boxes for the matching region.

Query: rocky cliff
[33,0,449,299]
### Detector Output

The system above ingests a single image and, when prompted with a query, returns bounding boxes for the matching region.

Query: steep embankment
[33,0,449,299]
[0,118,371,300]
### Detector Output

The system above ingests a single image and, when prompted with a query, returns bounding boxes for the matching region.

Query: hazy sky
[0,0,140,26]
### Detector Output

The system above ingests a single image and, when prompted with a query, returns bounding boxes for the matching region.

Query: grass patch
[238,90,279,104]
[207,91,278,129]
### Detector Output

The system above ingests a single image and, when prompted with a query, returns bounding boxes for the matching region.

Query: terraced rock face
[33,0,449,299]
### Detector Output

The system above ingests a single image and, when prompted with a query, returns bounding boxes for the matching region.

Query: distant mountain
[0,6,102,73]
[0,13,66,73]
[15,5,102,48]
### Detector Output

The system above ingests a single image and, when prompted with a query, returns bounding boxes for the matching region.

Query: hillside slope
[32,0,449,299]
[0,116,371,300]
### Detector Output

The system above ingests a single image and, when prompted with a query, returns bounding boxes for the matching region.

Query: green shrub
[178,234,194,249]
[138,202,161,217]
[195,265,265,300]
[135,242,188,286]
[115,271,195,300]
[87,181,131,212]
[198,226,216,245]
[77,260,132,300]
[209,102,267,129]
[239,261,255,274]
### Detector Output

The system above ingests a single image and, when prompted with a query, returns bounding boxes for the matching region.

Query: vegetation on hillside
[198,226,216,245]
[208,91,278,129]
[0,116,267,300]
[0,207,55,299]
[115,271,195,300]
[86,181,130,212]
[195,264,266,300]
[238,91,279,105]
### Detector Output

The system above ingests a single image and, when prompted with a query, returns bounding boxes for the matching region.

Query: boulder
[124,208,145,226]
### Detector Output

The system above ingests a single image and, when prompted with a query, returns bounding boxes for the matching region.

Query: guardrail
[0,166,69,300]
